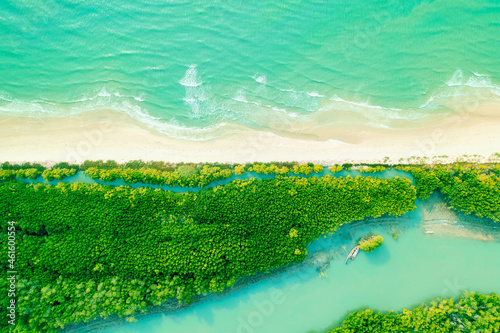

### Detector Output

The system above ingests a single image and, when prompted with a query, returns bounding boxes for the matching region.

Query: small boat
[350,246,359,260]
[345,245,360,264]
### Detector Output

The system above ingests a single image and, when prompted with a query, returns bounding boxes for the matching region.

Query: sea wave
[179,65,202,87]
[252,74,267,84]
[445,69,499,89]
[420,70,500,112]
[1,69,499,140]
[320,70,500,123]
[320,95,425,123]
[0,88,227,140]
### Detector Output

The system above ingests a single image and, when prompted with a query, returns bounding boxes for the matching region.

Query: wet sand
[1,103,500,165]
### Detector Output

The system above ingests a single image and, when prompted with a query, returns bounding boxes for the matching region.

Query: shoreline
[1,103,500,165]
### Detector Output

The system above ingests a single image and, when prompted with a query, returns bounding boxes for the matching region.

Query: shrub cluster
[0,168,43,180]
[330,165,344,174]
[359,166,386,173]
[358,234,384,252]
[82,162,325,187]
[0,161,46,171]
[0,162,46,180]
[42,168,78,181]
[0,163,79,181]
[396,164,500,222]
[329,292,500,333]
[83,165,233,187]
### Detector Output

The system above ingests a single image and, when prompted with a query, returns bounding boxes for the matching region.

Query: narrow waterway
[15,168,414,191]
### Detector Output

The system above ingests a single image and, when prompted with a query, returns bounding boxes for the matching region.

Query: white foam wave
[446,69,499,89]
[117,102,228,140]
[179,65,202,87]
[307,91,324,98]
[418,96,435,109]
[419,70,500,110]
[233,89,248,103]
[98,88,111,97]
[272,106,298,118]
[231,90,267,109]
[73,96,97,103]
[0,91,13,102]
[274,88,323,112]
[445,69,464,86]
[0,88,228,140]
[0,100,52,114]
[252,74,266,84]
[68,90,144,104]
[328,95,403,111]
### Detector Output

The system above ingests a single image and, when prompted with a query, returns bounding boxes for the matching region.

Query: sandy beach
[1,104,499,165]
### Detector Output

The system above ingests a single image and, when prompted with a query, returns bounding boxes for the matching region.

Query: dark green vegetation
[0,162,79,181]
[83,164,233,187]
[358,234,384,252]
[358,166,386,173]
[1,173,415,332]
[327,291,500,333]
[83,161,324,187]
[0,161,499,332]
[397,164,500,222]
[0,162,45,180]
[1,160,326,187]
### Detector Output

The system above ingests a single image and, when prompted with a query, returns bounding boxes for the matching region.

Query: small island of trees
[358,234,384,252]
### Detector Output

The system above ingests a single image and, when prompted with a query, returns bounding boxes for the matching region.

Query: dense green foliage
[82,161,325,187]
[330,165,344,173]
[80,159,231,172]
[41,167,78,181]
[359,166,386,173]
[1,161,46,171]
[0,162,46,180]
[0,174,416,332]
[358,234,384,252]
[397,164,500,222]
[0,162,79,182]
[1,161,498,332]
[247,163,323,175]
[328,291,500,333]
[0,168,42,180]
[83,164,233,187]
[0,167,78,182]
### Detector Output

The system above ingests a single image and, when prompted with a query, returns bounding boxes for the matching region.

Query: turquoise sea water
[1,0,500,139]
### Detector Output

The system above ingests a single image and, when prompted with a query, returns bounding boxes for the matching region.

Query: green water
[1,0,499,138]
[93,211,500,333]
